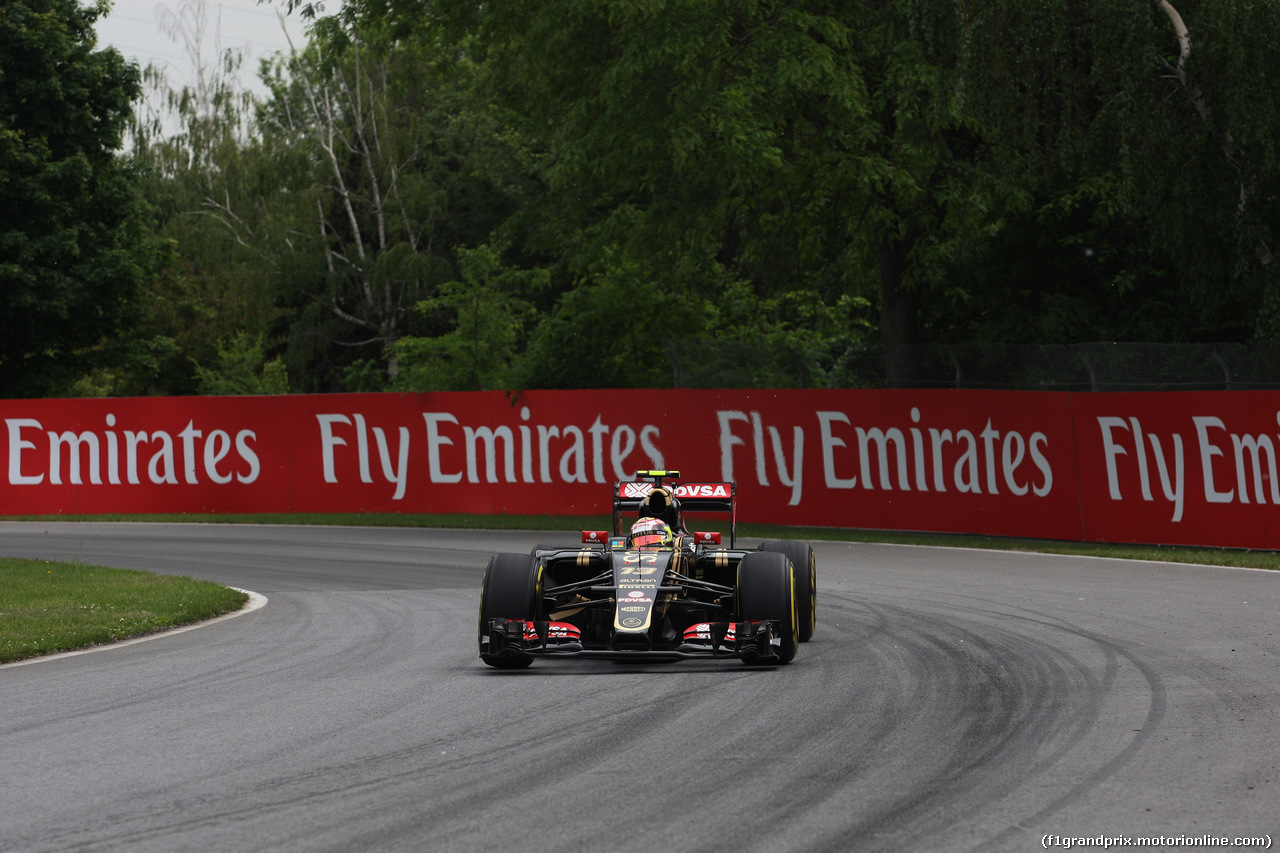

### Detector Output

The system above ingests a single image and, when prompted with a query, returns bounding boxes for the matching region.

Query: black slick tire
[735,550,798,665]
[477,553,542,669]
[757,540,816,642]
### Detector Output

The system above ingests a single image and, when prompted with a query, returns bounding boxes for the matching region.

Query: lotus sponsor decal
[623,482,653,498]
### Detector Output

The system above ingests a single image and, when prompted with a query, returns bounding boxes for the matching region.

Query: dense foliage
[6,0,1279,396]
[0,0,155,397]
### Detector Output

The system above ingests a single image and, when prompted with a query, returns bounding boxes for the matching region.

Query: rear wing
[612,470,737,547]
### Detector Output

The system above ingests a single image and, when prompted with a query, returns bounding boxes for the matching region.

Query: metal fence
[664,340,1280,391]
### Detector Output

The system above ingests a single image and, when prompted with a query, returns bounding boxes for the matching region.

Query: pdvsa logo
[673,484,730,498]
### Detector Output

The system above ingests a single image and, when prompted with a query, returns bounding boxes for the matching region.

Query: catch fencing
[665,340,1280,391]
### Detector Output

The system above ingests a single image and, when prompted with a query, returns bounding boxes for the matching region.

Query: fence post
[946,347,962,390]
[1074,348,1099,392]
[1211,350,1232,390]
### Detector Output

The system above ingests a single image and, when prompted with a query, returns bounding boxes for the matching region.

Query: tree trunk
[879,232,919,387]
[1156,0,1273,268]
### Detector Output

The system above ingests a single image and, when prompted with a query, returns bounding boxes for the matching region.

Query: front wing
[481,617,790,663]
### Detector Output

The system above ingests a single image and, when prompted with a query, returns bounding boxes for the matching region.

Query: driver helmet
[628,517,674,550]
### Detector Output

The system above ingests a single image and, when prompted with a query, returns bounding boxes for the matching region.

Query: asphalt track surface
[1,522,1277,853]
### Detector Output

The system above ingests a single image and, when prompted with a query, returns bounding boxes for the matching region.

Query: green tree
[934,0,1280,344]
[259,13,530,390]
[391,244,541,391]
[194,331,288,395]
[187,0,1280,392]
[127,28,294,395]
[126,2,530,394]
[0,0,154,397]
[433,1,982,387]
[441,0,1280,383]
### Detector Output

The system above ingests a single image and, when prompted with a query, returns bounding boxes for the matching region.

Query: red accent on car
[519,621,581,641]
[682,622,740,642]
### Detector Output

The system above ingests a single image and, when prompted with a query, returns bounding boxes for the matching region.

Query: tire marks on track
[2,527,1277,853]
[798,590,1165,852]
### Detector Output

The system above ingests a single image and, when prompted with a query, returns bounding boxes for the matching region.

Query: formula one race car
[477,470,817,668]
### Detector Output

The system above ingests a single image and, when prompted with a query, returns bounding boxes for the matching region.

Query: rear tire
[757,540,816,642]
[477,553,542,669]
[736,551,798,664]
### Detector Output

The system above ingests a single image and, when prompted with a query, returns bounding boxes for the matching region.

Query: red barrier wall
[1071,392,1280,548]
[6,389,1280,548]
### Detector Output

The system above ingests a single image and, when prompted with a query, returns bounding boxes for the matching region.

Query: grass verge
[0,557,248,664]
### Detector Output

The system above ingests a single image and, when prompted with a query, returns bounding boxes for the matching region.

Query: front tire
[478,553,542,669]
[736,551,798,664]
[757,540,816,642]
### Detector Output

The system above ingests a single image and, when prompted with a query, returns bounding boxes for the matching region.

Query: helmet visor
[629,532,670,549]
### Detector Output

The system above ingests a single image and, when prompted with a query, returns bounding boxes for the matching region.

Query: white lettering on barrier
[6,416,259,488]
[718,411,804,504]
[417,408,661,487]
[1233,431,1280,505]
[7,419,44,485]
[205,429,232,484]
[1194,414,1280,508]
[560,424,586,483]
[423,413,463,484]
[761,408,1052,502]
[818,411,858,490]
[772,424,803,505]
[589,416,609,484]
[718,411,748,485]
[1194,416,1234,505]
[611,424,637,482]
[1092,412,1280,521]
[318,413,410,499]
[465,425,515,484]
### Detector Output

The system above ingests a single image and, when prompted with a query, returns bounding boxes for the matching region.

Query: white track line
[0,589,267,670]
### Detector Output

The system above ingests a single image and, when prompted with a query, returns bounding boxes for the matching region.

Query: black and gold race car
[477,470,817,668]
